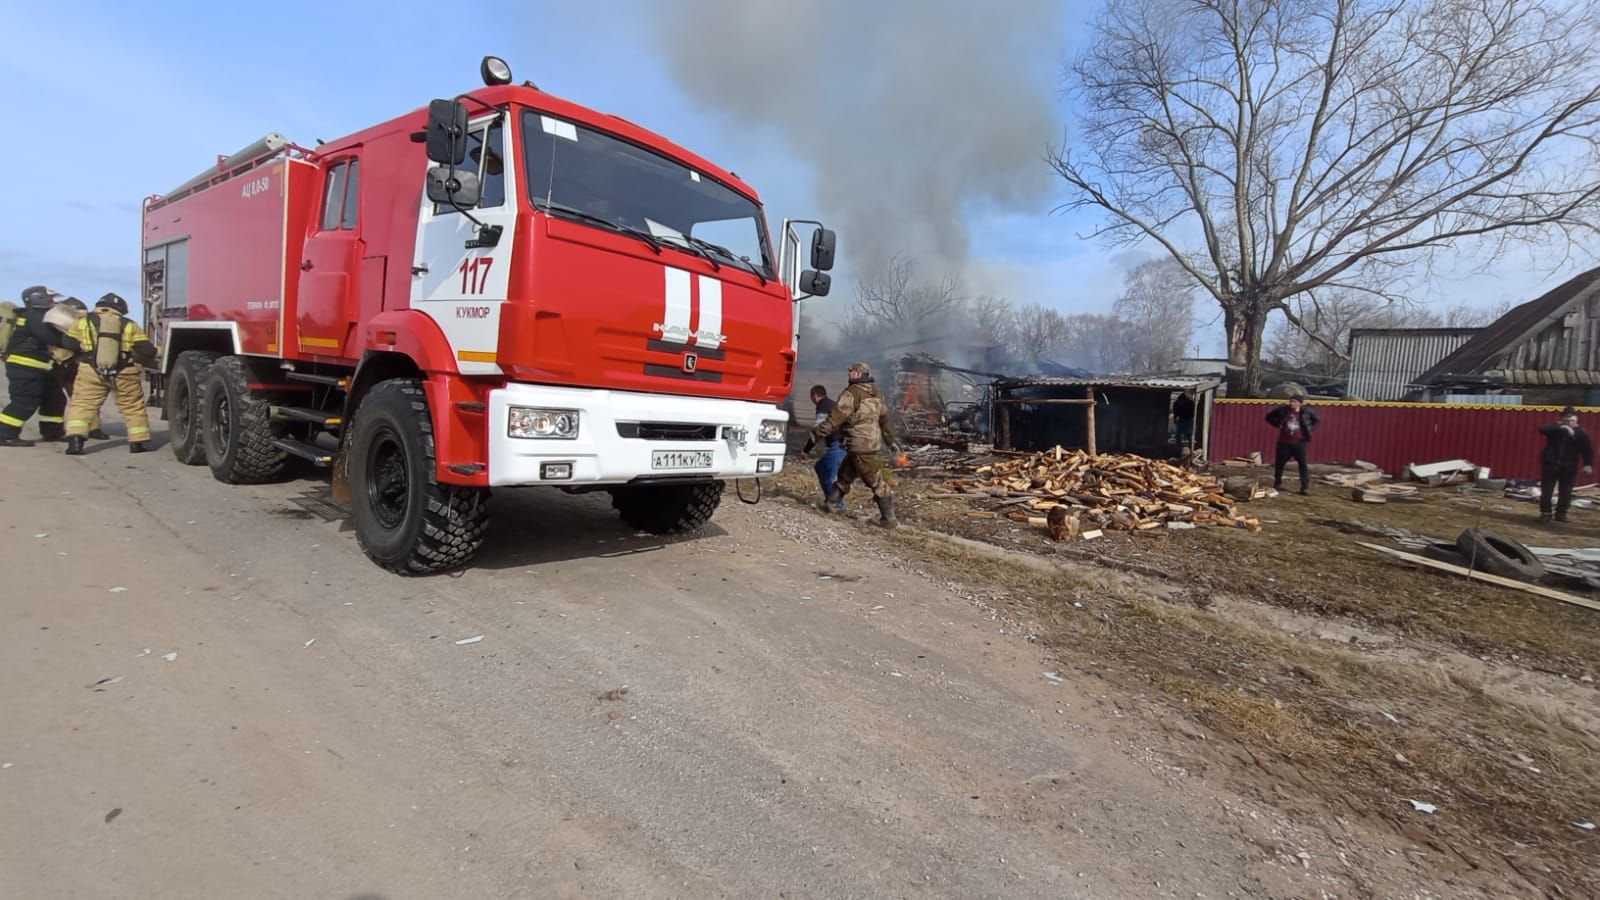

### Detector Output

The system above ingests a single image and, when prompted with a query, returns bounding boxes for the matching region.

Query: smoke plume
[645,0,1061,282]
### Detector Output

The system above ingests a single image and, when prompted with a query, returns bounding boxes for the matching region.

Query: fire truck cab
[143,56,836,573]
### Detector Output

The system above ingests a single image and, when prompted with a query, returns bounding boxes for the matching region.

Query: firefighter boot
[875,495,899,529]
[89,429,110,440]
[0,438,36,448]
[129,442,149,454]
[818,489,844,513]
[64,436,86,456]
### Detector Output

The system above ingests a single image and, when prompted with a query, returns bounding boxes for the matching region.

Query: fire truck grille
[616,422,719,441]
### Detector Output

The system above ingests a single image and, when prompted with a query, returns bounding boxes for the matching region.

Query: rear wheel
[166,350,218,465]
[609,481,724,534]
[348,379,489,574]
[201,356,287,484]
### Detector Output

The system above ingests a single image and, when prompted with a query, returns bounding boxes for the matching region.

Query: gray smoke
[645,0,1061,283]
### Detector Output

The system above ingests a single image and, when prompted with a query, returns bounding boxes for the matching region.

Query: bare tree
[1011,304,1073,362]
[1062,313,1138,372]
[971,294,1016,348]
[1113,259,1196,372]
[852,255,965,333]
[1268,293,1511,375]
[1052,0,1600,395]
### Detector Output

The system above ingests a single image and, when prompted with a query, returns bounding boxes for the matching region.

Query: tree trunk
[1223,301,1272,397]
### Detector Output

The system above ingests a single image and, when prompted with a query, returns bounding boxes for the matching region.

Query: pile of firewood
[942,446,1262,539]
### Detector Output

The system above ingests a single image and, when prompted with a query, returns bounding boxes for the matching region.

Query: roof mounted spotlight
[481,56,513,86]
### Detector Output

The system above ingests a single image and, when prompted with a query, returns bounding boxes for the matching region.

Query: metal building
[1346,328,1479,400]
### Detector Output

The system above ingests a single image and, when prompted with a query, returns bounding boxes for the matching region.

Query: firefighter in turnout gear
[53,298,108,440]
[0,285,71,447]
[63,293,157,455]
[810,361,901,528]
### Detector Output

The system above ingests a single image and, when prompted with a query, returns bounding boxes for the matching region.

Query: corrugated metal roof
[1347,329,1478,400]
[993,375,1222,391]
[1417,266,1600,383]
[1487,369,1600,386]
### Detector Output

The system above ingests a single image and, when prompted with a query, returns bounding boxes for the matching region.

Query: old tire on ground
[166,350,219,465]
[1454,528,1545,581]
[1420,542,1469,567]
[348,379,489,574]
[609,481,724,534]
[201,356,287,484]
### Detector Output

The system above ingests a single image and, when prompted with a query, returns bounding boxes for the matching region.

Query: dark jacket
[1265,404,1319,443]
[1539,422,1594,470]
[812,396,843,448]
[3,308,67,366]
[1172,393,1196,422]
[814,375,894,454]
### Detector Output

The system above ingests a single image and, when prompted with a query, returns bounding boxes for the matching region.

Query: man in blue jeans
[803,384,848,511]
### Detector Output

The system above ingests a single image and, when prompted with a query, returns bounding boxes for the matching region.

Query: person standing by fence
[1537,406,1593,523]
[1265,395,1319,495]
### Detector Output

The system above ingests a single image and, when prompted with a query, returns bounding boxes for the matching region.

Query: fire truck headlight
[481,56,513,86]
[508,406,579,440]
[758,420,787,443]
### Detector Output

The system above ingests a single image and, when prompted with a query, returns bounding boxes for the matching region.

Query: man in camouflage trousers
[808,361,900,528]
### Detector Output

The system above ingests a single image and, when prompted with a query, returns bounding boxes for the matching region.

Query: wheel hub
[368,429,409,529]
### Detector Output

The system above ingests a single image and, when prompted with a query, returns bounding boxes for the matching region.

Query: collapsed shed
[991,375,1222,457]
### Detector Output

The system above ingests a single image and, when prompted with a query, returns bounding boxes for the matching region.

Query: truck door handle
[300,259,314,271]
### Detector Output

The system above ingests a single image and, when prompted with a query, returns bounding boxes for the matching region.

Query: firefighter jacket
[813,376,896,454]
[2,310,67,371]
[68,310,157,374]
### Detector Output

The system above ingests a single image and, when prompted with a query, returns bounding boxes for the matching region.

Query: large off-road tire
[1454,528,1545,581]
[166,350,218,465]
[609,481,724,534]
[348,379,489,575]
[201,356,287,484]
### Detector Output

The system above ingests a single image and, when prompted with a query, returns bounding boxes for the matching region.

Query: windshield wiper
[537,201,662,254]
[657,233,720,271]
[686,235,769,284]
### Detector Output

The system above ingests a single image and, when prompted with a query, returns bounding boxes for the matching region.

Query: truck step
[283,370,349,389]
[272,405,342,428]
[273,438,336,467]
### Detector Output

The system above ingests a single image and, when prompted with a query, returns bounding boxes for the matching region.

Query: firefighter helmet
[21,284,59,309]
[61,296,87,311]
[97,293,129,315]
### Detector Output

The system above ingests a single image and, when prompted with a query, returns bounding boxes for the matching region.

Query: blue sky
[0,0,1586,353]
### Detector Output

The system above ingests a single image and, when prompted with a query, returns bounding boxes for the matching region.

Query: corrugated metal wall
[1210,399,1600,480]
[1347,331,1477,400]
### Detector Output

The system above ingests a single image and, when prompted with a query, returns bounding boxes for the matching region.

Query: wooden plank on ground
[1357,542,1600,612]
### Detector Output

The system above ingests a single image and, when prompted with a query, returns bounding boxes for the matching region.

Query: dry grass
[769,463,1600,893]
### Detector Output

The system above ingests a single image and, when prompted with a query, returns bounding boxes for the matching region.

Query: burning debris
[940,446,1261,539]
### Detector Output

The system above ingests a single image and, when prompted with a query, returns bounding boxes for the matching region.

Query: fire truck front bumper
[486,383,789,488]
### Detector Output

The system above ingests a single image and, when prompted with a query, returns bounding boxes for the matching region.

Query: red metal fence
[1209,399,1600,481]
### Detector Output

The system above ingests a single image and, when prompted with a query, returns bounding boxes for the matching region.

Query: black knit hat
[1561,406,1579,417]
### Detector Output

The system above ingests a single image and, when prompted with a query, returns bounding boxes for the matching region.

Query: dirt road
[1,420,1465,898]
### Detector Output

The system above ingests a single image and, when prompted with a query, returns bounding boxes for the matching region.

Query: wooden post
[1084,386,1097,457]
[997,393,1011,450]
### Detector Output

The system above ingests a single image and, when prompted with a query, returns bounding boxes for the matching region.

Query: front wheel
[348,379,489,574]
[609,481,724,534]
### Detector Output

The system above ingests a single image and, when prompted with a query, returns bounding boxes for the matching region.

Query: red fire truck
[142,56,836,574]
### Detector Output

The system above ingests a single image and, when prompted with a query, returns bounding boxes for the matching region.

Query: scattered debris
[889,672,905,678]
[942,446,1260,538]
[1043,672,1065,684]
[303,638,316,649]
[1575,821,1596,831]
[598,688,630,701]
[1382,711,1400,724]
[32,532,47,539]
[87,676,124,691]
[2,763,12,769]
[104,808,122,824]
[1217,451,1263,468]
[108,587,127,594]
[1408,799,1439,814]
[1405,459,1478,485]
[162,652,177,662]
[1360,543,1600,612]
[454,635,485,645]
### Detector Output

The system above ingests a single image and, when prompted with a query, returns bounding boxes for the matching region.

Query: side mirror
[425,99,469,165]
[810,228,837,271]
[799,269,831,298]
[426,166,482,208]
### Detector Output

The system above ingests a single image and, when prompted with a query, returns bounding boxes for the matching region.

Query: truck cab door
[410,115,516,375]
[297,155,363,357]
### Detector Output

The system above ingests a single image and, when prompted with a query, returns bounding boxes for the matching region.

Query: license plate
[651,450,713,470]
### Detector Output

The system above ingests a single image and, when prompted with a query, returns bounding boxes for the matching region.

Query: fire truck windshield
[521,110,772,279]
